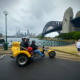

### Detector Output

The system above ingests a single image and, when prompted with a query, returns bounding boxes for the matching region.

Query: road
[0,55,80,80]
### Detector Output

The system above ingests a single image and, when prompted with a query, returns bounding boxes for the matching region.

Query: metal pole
[4,14,8,50]
[3,11,8,50]
[5,14,7,44]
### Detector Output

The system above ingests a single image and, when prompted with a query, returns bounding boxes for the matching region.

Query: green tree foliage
[73,32,80,40]
[67,32,77,39]
[55,33,68,39]
[39,36,44,39]
[55,31,80,40]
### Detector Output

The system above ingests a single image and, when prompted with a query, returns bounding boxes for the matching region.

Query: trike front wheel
[49,51,56,58]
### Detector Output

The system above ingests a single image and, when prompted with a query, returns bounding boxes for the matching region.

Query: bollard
[4,43,8,50]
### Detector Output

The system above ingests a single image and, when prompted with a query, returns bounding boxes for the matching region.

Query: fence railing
[6,40,75,47]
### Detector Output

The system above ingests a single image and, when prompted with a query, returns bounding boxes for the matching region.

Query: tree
[55,31,80,40]
[39,36,44,39]
[66,32,76,39]
[73,32,80,40]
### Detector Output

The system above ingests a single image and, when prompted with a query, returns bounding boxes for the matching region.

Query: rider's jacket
[25,41,29,48]
[20,41,26,50]
[30,43,38,51]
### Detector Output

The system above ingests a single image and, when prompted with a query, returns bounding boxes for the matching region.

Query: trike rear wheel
[16,54,28,66]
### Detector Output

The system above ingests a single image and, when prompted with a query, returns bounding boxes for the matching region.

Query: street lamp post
[3,11,8,50]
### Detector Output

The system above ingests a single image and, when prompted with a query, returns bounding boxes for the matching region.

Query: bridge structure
[70,17,80,27]
[41,7,80,36]
[42,21,62,36]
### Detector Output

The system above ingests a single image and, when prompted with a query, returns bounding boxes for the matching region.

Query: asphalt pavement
[0,55,80,80]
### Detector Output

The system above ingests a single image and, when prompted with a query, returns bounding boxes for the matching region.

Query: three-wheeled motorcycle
[10,41,56,66]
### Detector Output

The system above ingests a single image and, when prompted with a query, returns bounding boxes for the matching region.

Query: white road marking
[0,55,6,59]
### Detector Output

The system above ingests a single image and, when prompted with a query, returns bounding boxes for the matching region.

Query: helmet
[26,38,29,40]
[22,37,26,40]
[27,47,33,52]
[32,40,35,43]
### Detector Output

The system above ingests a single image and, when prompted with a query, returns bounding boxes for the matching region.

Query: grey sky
[0,0,80,37]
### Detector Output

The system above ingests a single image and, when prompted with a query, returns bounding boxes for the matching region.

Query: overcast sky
[0,0,80,37]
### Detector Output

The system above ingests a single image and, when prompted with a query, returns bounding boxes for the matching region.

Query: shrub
[55,31,80,40]
[39,36,44,39]
[73,32,80,40]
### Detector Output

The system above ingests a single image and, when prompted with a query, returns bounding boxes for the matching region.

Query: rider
[20,37,26,50]
[25,38,30,48]
[30,40,45,57]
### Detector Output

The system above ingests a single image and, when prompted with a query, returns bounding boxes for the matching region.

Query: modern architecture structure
[41,7,80,36]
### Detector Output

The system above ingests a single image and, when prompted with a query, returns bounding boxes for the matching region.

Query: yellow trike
[10,41,56,66]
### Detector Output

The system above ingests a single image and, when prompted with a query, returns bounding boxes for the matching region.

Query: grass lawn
[49,46,78,55]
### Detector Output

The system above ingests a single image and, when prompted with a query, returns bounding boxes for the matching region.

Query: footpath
[0,48,11,55]
[0,45,80,61]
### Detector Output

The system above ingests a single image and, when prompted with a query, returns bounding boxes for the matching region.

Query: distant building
[16,31,21,37]
[20,32,24,37]
[25,32,26,37]
[37,33,41,37]
[30,33,32,37]
[18,31,20,37]
[16,31,25,37]
[0,33,3,37]
[27,30,30,36]
[15,30,36,38]
[32,33,36,37]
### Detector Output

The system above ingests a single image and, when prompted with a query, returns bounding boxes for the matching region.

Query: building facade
[62,7,73,33]
[62,7,80,33]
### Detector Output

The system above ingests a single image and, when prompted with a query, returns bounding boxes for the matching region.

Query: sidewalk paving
[0,48,11,55]
[0,47,80,61]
